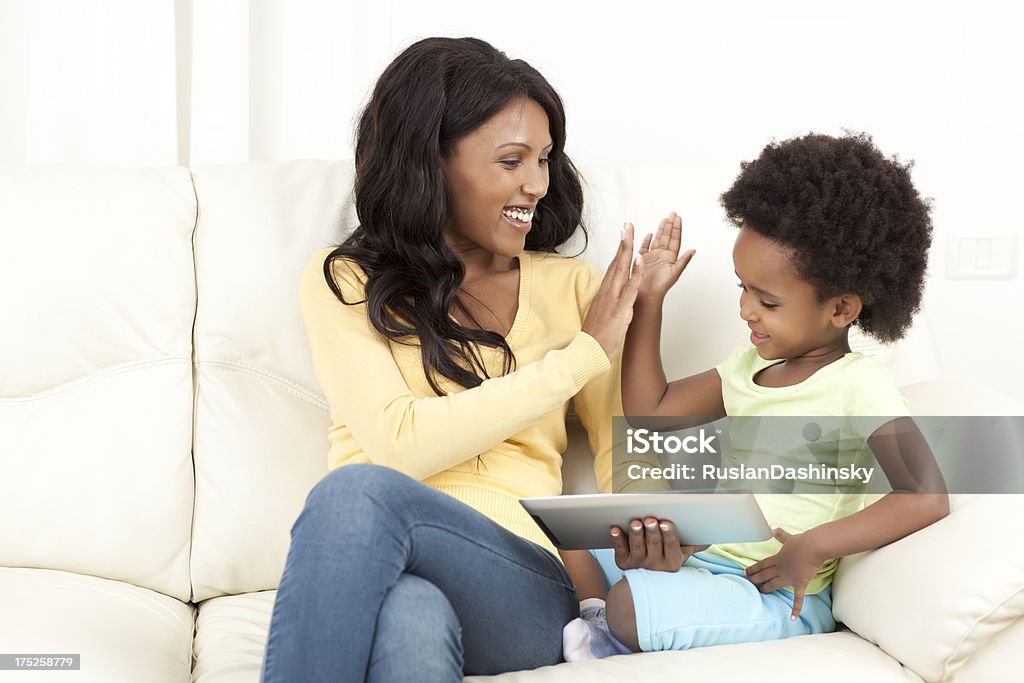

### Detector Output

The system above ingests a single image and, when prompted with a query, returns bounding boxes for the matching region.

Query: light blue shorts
[591,549,836,652]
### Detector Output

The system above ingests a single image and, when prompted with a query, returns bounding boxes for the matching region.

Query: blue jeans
[260,464,579,682]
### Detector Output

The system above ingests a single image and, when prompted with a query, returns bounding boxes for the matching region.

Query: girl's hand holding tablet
[610,517,710,572]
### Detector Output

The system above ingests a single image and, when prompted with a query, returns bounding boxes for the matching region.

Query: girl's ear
[830,294,863,328]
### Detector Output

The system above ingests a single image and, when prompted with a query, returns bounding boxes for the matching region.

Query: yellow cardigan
[299,248,622,554]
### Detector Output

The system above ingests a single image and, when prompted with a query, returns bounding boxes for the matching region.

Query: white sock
[563,598,632,661]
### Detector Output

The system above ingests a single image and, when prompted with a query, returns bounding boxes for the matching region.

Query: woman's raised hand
[637,212,695,302]
[581,224,645,360]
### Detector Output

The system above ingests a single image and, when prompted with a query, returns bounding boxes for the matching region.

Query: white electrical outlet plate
[947,232,1018,279]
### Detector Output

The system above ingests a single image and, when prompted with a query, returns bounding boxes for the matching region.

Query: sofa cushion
[946,616,1024,683]
[0,567,194,683]
[193,591,274,682]
[0,166,196,601]
[833,494,1024,682]
[189,161,350,600]
[470,630,921,682]
[186,160,746,601]
[573,164,750,380]
[193,591,919,683]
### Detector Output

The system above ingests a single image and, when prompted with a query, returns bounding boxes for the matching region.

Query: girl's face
[441,97,551,267]
[732,226,856,361]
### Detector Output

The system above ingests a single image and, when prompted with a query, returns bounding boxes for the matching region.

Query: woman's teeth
[502,208,533,223]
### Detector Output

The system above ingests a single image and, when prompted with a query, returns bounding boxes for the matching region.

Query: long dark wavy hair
[324,37,586,395]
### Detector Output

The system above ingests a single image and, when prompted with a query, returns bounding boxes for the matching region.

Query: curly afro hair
[720,132,933,343]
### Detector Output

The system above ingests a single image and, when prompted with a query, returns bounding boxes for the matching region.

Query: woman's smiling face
[441,97,551,267]
[733,226,850,361]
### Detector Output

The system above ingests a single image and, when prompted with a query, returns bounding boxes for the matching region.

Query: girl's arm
[800,492,948,561]
[559,549,609,600]
[622,213,725,422]
[801,416,950,558]
[623,301,725,420]
[746,417,949,618]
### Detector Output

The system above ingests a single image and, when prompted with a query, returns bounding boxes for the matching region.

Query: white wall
[382,0,1023,402]
[2,0,1021,400]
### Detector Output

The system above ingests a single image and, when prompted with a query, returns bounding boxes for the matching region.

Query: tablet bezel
[519,492,772,550]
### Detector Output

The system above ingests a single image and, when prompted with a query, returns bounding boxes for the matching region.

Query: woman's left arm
[572,263,667,495]
[572,341,624,494]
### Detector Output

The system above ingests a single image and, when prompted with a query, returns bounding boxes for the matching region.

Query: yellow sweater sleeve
[578,374,668,493]
[569,262,622,493]
[571,263,665,494]
[299,251,612,482]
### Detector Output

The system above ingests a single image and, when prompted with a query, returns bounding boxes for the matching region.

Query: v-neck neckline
[503,251,531,345]
[448,251,532,345]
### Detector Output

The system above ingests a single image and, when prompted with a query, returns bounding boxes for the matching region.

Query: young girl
[564,132,949,659]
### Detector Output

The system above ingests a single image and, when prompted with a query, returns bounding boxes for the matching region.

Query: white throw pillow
[833,494,1024,681]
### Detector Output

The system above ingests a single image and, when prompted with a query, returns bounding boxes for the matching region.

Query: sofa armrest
[833,494,1024,682]
[947,616,1024,683]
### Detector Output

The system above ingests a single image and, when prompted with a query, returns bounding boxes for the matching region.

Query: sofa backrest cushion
[0,166,196,601]
[189,161,348,601]
[185,160,751,598]
[186,160,943,598]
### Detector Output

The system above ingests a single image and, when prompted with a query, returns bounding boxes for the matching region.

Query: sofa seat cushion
[194,591,917,682]
[0,567,194,683]
[467,630,922,682]
[193,591,275,682]
[464,630,921,683]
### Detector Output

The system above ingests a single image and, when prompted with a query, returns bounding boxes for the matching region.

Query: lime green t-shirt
[708,345,910,594]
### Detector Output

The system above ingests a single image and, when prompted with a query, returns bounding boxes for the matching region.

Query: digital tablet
[519,492,772,550]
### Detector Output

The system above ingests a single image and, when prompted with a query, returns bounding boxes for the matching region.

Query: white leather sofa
[2,161,1022,683]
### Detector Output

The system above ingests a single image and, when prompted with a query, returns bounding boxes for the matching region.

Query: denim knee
[312,462,414,506]
[293,464,402,537]
[368,574,462,683]
[308,463,400,502]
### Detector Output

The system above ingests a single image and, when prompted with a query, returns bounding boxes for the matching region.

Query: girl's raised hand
[581,223,645,360]
[637,212,695,302]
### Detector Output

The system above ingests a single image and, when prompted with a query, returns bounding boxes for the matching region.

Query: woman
[260,37,645,682]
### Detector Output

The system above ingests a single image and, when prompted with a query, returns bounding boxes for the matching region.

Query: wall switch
[947,232,1018,279]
